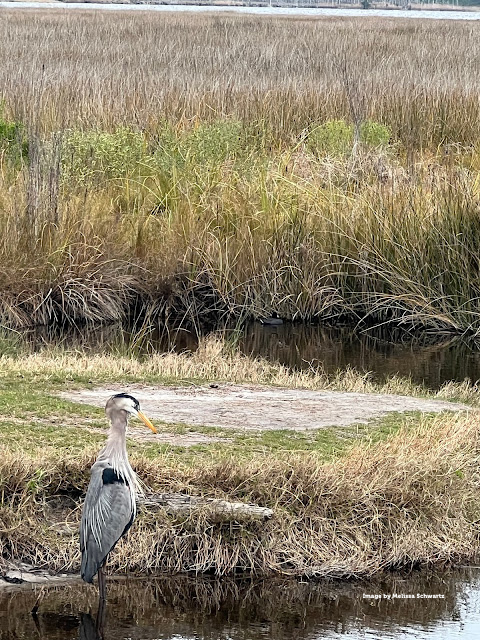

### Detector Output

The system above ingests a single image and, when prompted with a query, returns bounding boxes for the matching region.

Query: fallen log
[139,493,273,521]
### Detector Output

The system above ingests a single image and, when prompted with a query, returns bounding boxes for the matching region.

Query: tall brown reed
[1,12,480,331]
[1,12,480,146]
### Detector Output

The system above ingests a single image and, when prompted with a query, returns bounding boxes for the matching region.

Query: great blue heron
[80,393,157,601]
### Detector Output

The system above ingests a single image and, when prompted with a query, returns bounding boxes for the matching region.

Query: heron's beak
[137,410,157,434]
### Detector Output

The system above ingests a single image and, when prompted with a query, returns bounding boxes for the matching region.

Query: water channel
[1,570,480,639]
[21,321,480,390]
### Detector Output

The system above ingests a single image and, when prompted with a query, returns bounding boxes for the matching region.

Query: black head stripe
[112,393,140,411]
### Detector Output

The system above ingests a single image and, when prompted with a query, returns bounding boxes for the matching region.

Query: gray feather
[80,460,135,583]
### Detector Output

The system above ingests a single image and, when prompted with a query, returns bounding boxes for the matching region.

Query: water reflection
[78,614,101,640]
[239,324,480,389]
[20,322,480,390]
[1,570,480,640]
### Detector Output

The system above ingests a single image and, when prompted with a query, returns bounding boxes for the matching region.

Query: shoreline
[4,0,480,10]
[0,342,478,583]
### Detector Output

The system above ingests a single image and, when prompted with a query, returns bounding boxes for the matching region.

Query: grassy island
[0,338,478,579]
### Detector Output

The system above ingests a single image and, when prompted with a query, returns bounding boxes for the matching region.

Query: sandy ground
[62,384,470,442]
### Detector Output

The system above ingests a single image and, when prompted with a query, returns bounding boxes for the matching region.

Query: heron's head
[105,393,157,433]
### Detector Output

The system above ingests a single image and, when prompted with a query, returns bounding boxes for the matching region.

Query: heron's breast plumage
[80,459,137,583]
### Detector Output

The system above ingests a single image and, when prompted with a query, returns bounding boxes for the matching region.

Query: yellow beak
[137,410,157,434]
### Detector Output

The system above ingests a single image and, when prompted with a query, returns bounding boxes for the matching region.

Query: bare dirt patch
[62,384,470,435]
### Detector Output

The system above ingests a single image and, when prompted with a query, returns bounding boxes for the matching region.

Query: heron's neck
[98,414,135,482]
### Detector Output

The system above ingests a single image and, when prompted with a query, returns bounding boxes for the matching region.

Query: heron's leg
[95,595,107,639]
[98,566,107,602]
[96,567,107,639]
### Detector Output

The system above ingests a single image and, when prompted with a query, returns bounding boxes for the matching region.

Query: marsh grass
[0,339,476,577]
[1,410,479,578]
[0,13,480,331]
[2,13,480,147]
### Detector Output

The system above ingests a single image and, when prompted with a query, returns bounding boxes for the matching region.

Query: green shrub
[307,119,391,156]
[152,122,183,173]
[185,120,243,165]
[61,121,246,188]
[360,120,391,147]
[61,127,154,185]
[307,120,353,156]
[0,115,28,164]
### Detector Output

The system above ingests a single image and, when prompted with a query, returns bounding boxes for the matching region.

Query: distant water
[1,2,480,20]
[23,322,480,390]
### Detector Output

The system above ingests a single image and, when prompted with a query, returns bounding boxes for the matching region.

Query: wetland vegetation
[2,13,480,333]
[1,10,480,586]
[0,338,478,579]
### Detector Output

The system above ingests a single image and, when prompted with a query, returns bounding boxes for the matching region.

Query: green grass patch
[0,364,437,465]
[307,119,391,156]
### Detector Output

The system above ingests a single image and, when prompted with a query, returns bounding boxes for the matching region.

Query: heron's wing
[80,460,135,583]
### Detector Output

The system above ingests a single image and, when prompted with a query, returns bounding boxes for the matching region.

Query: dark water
[27,322,480,390]
[237,324,480,389]
[2,570,480,640]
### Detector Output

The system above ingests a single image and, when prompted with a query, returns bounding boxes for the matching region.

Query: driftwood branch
[139,493,273,521]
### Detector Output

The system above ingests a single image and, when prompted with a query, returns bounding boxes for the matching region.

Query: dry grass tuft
[1,411,479,578]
